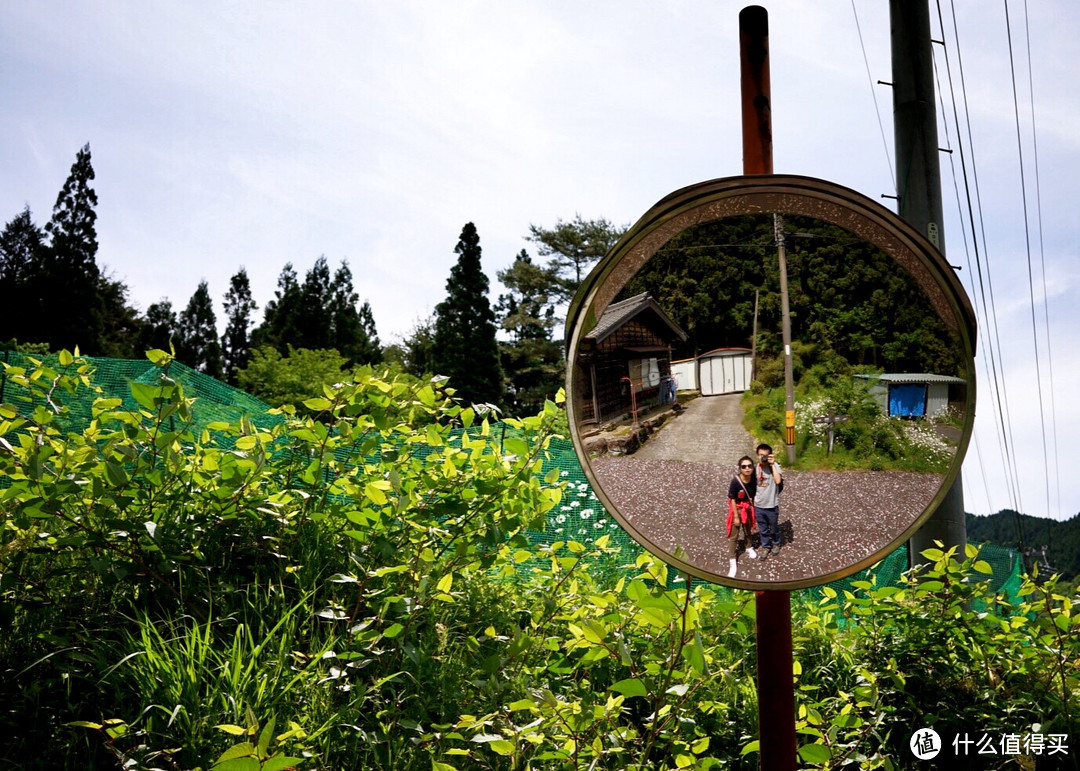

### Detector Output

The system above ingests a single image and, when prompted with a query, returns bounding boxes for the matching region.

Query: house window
[629,358,660,392]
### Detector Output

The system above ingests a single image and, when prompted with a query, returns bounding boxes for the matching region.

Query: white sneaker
[728,558,737,578]
[747,548,758,560]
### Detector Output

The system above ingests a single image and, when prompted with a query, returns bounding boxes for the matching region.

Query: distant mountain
[966,510,1080,580]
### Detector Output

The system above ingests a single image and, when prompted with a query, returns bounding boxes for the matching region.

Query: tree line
[0,144,625,415]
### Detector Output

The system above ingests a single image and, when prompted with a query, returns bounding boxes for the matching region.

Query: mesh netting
[1,351,1025,604]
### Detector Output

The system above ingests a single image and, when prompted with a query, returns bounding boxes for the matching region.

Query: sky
[2,2,1078,523]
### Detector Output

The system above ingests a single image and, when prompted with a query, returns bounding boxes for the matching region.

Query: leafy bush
[1,352,1076,769]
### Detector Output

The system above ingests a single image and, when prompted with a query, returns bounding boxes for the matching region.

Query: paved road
[635,393,756,465]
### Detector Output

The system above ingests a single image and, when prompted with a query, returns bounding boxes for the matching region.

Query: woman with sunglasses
[726,455,758,577]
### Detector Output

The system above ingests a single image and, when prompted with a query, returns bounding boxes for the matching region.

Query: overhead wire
[850,0,895,190]
[1021,0,1062,521]
[1003,0,1052,523]
[933,0,1025,529]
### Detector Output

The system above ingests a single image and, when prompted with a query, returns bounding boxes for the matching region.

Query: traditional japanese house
[574,292,688,425]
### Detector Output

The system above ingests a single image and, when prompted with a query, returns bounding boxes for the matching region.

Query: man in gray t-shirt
[754,443,784,559]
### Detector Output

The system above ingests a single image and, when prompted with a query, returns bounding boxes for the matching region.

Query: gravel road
[583,393,942,585]
[591,458,942,584]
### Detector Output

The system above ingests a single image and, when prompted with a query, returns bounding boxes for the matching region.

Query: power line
[1003,0,1051,521]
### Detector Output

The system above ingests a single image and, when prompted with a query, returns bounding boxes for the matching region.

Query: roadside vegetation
[741,345,958,474]
[1,352,1075,769]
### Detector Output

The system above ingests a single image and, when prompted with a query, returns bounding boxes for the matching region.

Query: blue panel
[888,384,927,417]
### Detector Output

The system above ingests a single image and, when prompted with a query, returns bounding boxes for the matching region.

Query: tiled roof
[586,292,688,344]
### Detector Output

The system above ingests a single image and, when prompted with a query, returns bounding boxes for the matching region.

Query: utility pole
[774,214,796,464]
[890,0,967,568]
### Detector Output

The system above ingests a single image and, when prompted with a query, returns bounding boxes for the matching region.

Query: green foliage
[1,352,1075,769]
[236,345,352,408]
[743,367,955,473]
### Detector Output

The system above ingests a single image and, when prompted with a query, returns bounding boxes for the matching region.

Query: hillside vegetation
[1,352,1077,769]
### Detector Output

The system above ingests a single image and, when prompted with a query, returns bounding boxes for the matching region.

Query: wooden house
[574,293,688,424]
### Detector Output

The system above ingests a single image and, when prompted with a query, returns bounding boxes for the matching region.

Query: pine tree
[296,256,334,350]
[0,207,47,347]
[221,268,258,384]
[251,263,302,353]
[356,300,382,365]
[432,223,503,407]
[41,144,104,353]
[527,215,625,304]
[496,250,563,415]
[327,260,381,365]
[176,281,222,378]
[138,300,179,353]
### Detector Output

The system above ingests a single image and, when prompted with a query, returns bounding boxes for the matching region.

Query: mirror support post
[741,6,797,771]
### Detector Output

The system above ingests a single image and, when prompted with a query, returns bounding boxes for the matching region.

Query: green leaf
[303,397,333,412]
[215,724,249,736]
[58,350,74,366]
[262,757,305,771]
[214,741,257,762]
[797,743,832,764]
[384,623,404,639]
[740,740,760,756]
[437,573,454,593]
[610,678,648,698]
[489,740,515,756]
[211,759,260,771]
[973,560,993,574]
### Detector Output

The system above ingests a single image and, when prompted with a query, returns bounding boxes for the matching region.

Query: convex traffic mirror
[565,175,976,590]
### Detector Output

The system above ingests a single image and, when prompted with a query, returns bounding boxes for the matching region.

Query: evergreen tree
[527,215,625,304]
[0,207,47,347]
[356,300,382,365]
[176,281,222,378]
[251,263,302,352]
[221,268,258,384]
[296,256,334,350]
[400,314,437,378]
[496,250,563,415]
[432,223,503,406]
[41,144,105,353]
[97,273,142,358]
[138,300,179,354]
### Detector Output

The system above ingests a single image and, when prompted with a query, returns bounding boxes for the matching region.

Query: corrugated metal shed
[854,373,965,417]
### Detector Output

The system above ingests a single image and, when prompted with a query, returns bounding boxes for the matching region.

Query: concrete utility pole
[773,214,796,464]
[890,0,967,568]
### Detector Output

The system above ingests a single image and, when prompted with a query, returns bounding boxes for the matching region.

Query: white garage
[697,348,754,396]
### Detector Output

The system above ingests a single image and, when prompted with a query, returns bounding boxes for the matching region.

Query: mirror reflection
[570,212,969,586]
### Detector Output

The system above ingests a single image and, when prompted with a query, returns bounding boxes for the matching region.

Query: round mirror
[565,175,976,589]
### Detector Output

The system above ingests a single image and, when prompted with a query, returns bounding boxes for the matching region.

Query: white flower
[570,501,581,508]
[581,509,592,519]
[556,514,566,523]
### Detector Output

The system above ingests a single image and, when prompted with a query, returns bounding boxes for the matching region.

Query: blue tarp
[889,383,927,417]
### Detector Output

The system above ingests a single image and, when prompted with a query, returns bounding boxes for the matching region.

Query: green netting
[1,351,1025,603]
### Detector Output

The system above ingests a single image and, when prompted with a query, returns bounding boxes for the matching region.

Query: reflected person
[754,443,784,559]
[726,456,758,577]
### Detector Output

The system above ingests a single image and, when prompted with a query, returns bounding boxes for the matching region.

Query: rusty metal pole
[740,6,797,771]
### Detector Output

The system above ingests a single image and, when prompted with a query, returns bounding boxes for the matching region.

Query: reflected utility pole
[774,214,796,464]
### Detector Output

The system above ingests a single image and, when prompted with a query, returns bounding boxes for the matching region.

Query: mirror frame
[565,174,977,590]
